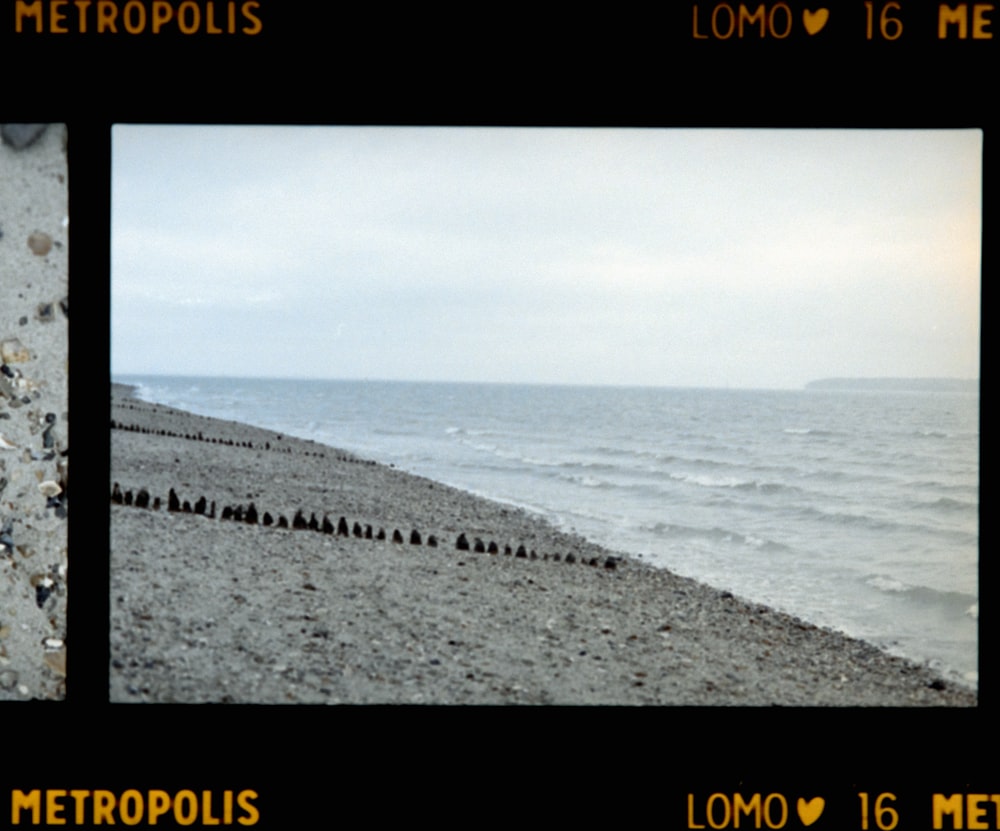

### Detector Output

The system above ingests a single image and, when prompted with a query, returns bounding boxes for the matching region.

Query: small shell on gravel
[0,338,31,363]
[38,481,62,497]
[27,231,53,256]
[44,650,66,677]
[0,434,16,450]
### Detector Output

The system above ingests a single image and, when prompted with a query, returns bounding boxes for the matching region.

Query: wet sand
[110,384,975,706]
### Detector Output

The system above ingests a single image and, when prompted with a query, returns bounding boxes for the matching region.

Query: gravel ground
[0,124,69,701]
[110,385,976,706]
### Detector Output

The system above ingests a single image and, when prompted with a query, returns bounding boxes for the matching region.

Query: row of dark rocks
[110,483,621,570]
[111,417,378,465]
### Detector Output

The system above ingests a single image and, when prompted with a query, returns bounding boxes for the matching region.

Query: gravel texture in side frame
[0,124,69,701]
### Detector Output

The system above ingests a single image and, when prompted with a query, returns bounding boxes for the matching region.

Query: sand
[109,384,976,706]
[0,125,69,701]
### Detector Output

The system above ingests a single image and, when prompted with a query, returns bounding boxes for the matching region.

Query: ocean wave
[921,496,978,513]
[865,574,977,612]
[866,574,909,593]
[791,504,925,534]
[667,471,800,496]
[642,520,788,551]
[782,427,841,437]
[670,472,753,488]
[445,425,494,438]
[913,430,950,439]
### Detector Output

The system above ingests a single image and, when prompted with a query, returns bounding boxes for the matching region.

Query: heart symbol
[797,797,825,826]
[803,8,830,35]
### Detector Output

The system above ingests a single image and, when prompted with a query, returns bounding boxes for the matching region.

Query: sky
[111,126,982,389]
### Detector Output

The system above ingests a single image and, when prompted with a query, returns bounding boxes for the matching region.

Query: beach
[110,384,976,706]
[0,125,69,701]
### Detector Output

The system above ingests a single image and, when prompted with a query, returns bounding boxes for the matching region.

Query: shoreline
[110,383,976,705]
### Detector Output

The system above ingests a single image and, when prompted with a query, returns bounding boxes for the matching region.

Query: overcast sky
[111,126,981,389]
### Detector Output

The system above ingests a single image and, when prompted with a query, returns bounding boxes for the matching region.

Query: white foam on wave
[671,471,752,489]
[867,574,909,593]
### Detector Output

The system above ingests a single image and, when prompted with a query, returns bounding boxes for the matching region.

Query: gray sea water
[116,374,980,689]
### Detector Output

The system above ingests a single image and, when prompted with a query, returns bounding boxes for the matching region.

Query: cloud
[112,126,982,387]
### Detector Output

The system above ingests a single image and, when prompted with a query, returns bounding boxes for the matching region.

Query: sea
[115,374,980,690]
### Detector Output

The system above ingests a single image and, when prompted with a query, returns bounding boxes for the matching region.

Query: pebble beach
[110,384,976,706]
[0,124,69,701]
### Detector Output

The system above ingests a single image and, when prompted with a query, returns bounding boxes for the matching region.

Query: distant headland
[805,377,979,392]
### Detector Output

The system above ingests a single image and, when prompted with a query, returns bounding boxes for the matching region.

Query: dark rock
[35,582,53,608]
